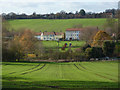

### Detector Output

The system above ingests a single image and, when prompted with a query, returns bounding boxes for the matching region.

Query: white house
[41,32,55,40]
[34,32,42,40]
[65,28,83,40]
[35,32,64,41]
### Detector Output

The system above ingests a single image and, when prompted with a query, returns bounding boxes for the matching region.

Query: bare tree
[79,26,99,44]
[104,18,118,40]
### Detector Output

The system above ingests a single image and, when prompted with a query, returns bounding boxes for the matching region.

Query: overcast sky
[0,0,119,15]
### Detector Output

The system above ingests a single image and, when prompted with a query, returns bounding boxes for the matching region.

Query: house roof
[55,32,64,35]
[35,32,42,36]
[36,32,64,36]
[66,28,84,31]
[43,32,55,35]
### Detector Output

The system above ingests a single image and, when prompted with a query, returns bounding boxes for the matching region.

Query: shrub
[85,47,104,59]
[81,44,91,51]
[70,52,86,61]
[102,41,115,57]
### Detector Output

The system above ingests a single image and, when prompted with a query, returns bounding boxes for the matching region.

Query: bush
[81,44,91,51]
[85,47,104,59]
[51,51,69,60]
[113,42,120,57]
[38,53,50,60]
[70,52,86,61]
[102,41,115,57]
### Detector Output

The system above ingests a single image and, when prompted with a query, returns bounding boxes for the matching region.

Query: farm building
[65,28,84,40]
[35,32,64,40]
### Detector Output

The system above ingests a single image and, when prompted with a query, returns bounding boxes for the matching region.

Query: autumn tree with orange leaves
[17,29,37,54]
[91,30,112,47]
[9,29,37,61]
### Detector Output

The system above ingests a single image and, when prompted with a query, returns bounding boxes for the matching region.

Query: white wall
[66,31,80,40]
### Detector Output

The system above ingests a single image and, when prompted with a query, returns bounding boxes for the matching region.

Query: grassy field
[41,41,86,51]
[8,18,106,32]
[2,61,118,89]
[42,41,85,48]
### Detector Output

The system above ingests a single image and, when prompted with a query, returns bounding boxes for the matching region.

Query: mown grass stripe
[21,64,46,75]
[74,64,83,71]
[8,64,41,75]
[77,63,118,82]
[25,64,41,71]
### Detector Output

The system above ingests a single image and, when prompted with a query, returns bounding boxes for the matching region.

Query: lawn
[41,41,86,52]
[2,61,118,89]
[42,41,85,48]
[8,18,106,32]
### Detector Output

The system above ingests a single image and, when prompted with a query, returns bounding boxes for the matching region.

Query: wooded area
[2,9,118,19]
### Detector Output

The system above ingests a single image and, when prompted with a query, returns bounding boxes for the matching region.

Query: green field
[42,41,85,48]
[41,41,86,51]
[8,18,106,32]
[2,61,118,89]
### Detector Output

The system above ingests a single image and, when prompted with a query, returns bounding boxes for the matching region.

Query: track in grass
[73,64,83,71]
[2,61,118,88]
[25,63,41,71]
[9,63,41,74]
[21,64,46,75]
[75,63,117,82]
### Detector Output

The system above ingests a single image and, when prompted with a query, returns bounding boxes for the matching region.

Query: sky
[0,0,119,15]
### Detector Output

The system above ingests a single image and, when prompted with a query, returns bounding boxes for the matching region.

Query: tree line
[2,9,118,19]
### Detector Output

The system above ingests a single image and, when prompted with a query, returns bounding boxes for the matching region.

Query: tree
[18,29,37,54]
[81,44,91,52]
[9,36,24,61]
[85,48,92,59]
[102,41,115,57]
[33,12,36,16]
[117,9,120,40]
[91,30,112,47]
[2,19,15,61]
[104,18,118,40]
[6,29,37,61]
[104,18,117,33]
[79,26,99,44]
[79,9,86,16]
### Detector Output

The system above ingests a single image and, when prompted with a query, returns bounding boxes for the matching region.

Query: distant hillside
[8,18,106,32]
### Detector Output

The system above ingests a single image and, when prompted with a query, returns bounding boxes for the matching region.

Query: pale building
[34,32,42,40]
[54,32,64,40]
[65,28,83,40]
[41,32,55,40]
[36,32,64,41]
